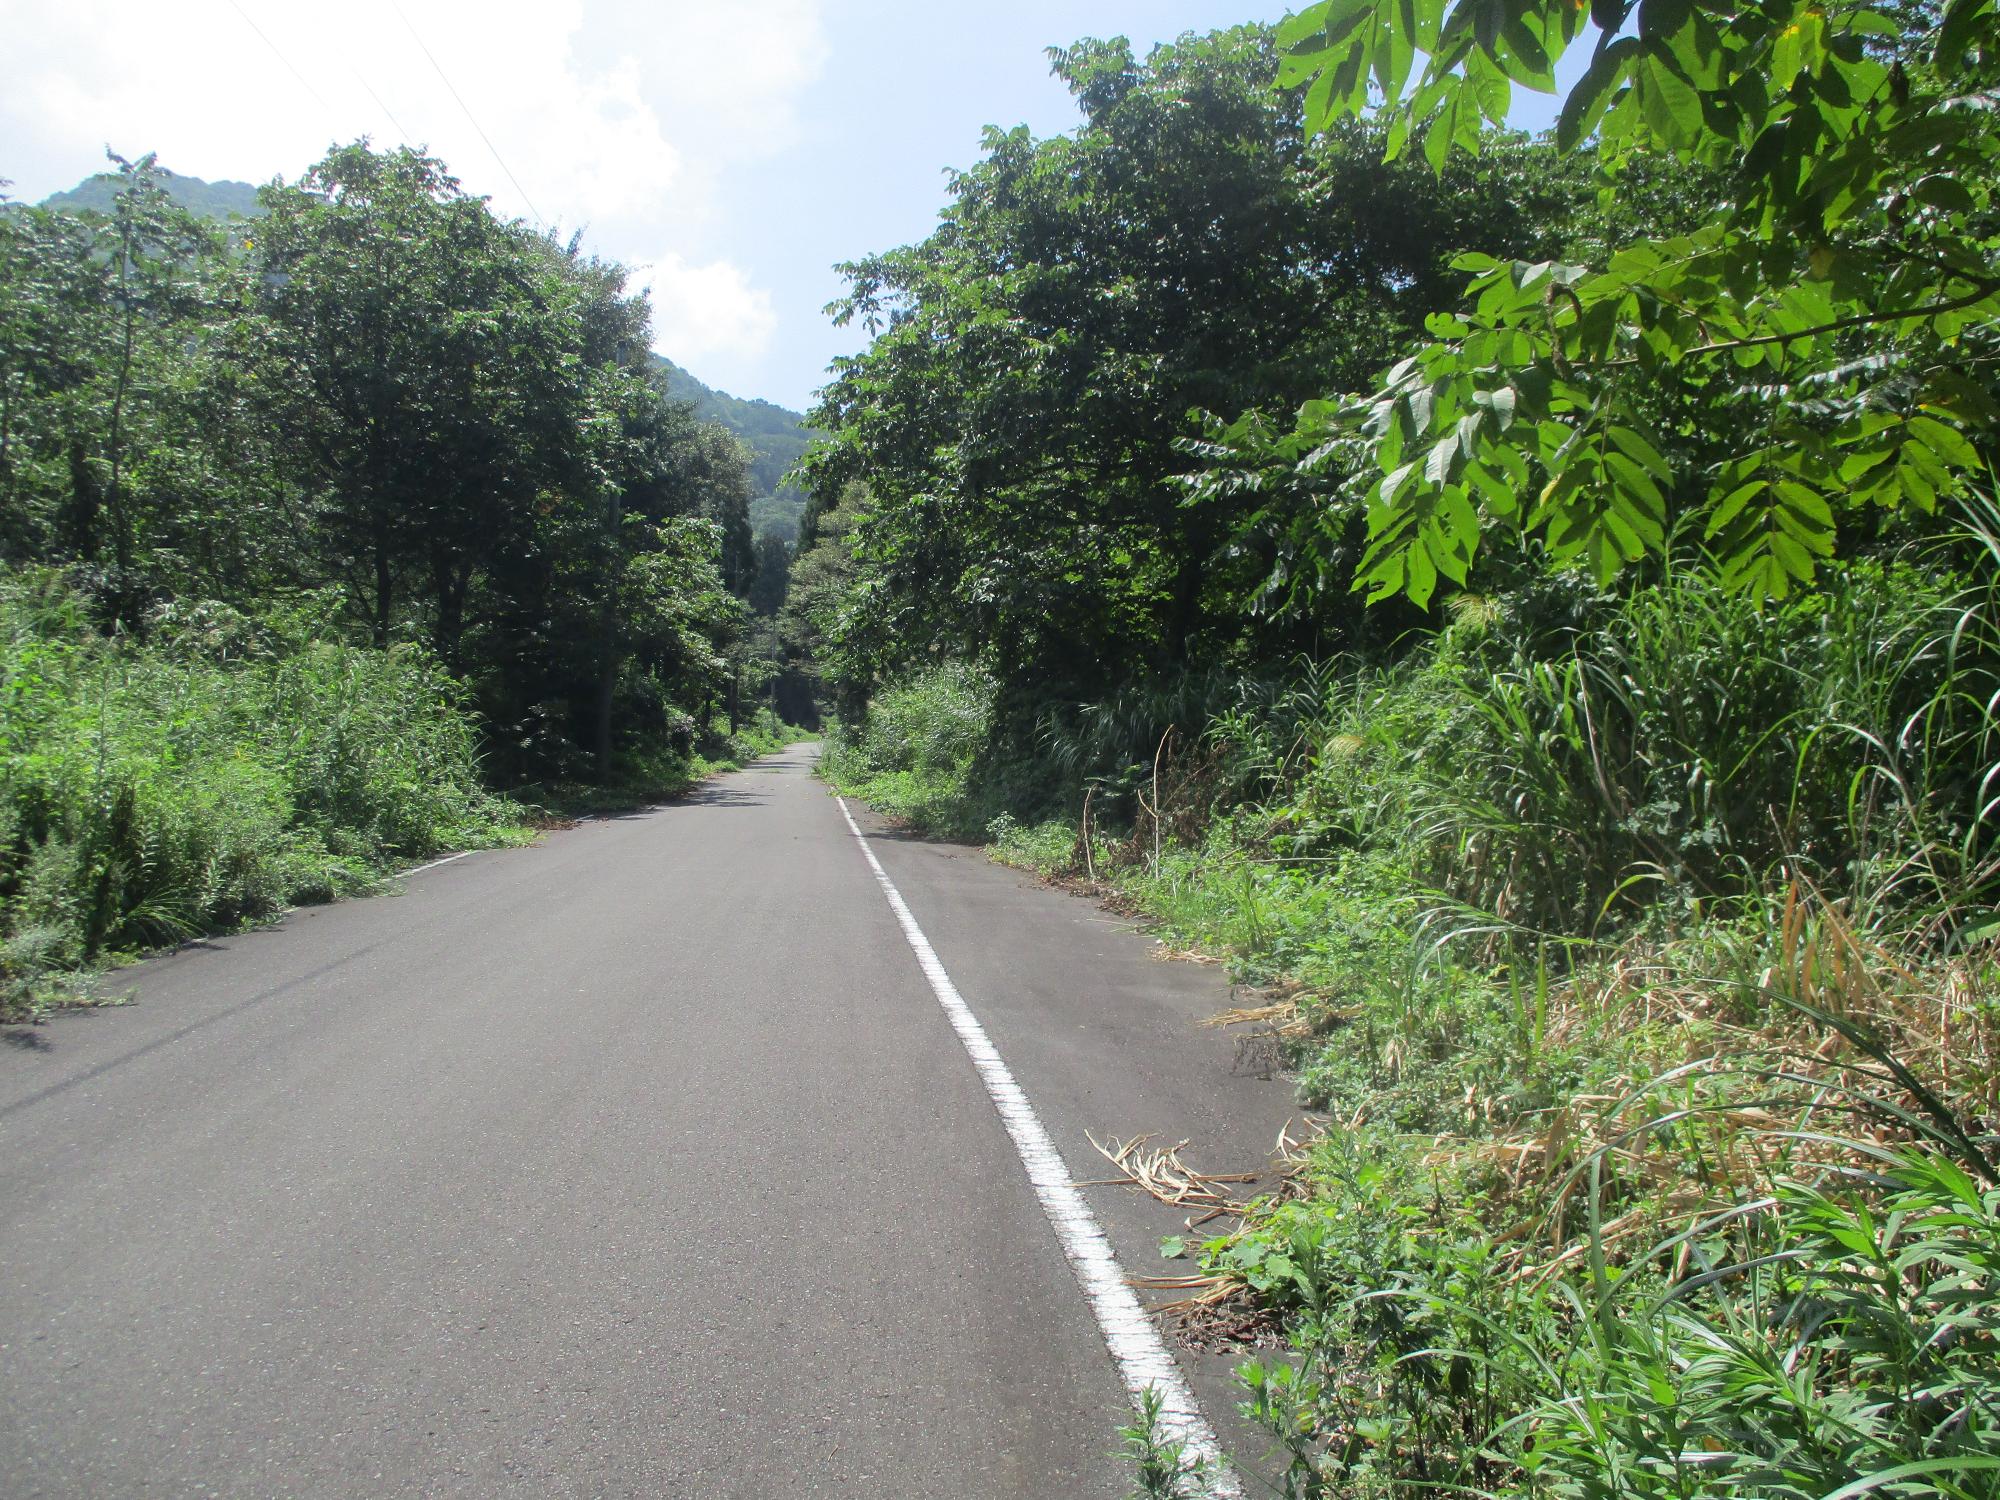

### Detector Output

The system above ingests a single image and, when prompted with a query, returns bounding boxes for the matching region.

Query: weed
[1119,1385,1215,1500]
[834,532,2000,1496]
[0,575,522,1019]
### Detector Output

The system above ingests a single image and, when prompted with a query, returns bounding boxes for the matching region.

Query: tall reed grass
[952,520,2000,1497]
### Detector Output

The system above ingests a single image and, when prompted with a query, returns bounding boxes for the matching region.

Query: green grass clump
[841,534,2000,1499]
[818,662,1000,837]
[0,576,524,1018]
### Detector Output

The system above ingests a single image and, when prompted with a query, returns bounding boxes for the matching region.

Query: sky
[0,1,1574,413]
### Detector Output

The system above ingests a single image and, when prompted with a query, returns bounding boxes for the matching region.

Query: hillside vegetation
[40,167,263,222]
[0,573,520,1016]
[0,146,806,1014]
[654,354,813,542]
[800,9,2000,1497]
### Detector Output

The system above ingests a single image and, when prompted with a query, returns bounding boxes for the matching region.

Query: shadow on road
[679,783,768,809]
[861,825,984,849]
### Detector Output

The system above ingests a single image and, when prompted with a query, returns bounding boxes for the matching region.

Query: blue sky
[1,1,1577,413]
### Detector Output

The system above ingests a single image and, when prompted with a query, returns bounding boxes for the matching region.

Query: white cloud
[0,0,825,381]
[638,253,778,364]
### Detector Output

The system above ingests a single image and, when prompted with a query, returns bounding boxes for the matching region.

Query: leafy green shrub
[721,706,811,764]
[986,813,1081,875]
[0,575,519,1016]
[1213,1121,2000,1500]
[1511,1143,2000,1500]
[1223,1136,1545,1498]
[820,662,998,836]
[849,662,995,777]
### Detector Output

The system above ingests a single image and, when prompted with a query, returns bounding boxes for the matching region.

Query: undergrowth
[831,523,2000,1498]
[0,574,524,1020]
[818,661,1002,837]
[530,706,815,818]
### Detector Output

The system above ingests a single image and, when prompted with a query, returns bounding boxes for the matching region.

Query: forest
[0,143,809,1016]
[3,0,1998,1494]
[798,4,2000,1497]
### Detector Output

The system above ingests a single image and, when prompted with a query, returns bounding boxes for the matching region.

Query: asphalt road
[0,745,1300,1498]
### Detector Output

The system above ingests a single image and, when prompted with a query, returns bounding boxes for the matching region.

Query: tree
[1276,0,2000,604]
[256,144,577,656]
[777,482,865,725]
[747,532,791,617]
[0,155,225,617]
[0,197,110,563]
[803,26,1593,721]
[2,141,761,786]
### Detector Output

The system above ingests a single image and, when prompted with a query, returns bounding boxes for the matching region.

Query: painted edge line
[399,850,475,879]
[836,795,1244,1498]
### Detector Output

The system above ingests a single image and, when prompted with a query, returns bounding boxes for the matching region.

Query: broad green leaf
[1464,457,1519,513]
[1425,433,1460,485]
[1405,529,1439,605]
[1705,479,1765,535]
[1276,47,1336,89]
[1606,424,1670,481]
[1371,0,1418,99]
[1275,4,1336,50]
[1909,414,1979,469]
[1636,51,1703,145]
[1913,175,1978,215]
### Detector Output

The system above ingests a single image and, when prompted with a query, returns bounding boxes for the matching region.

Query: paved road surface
[0,745,1298,1497]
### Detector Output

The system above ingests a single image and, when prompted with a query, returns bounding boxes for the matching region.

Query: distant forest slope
[33,168,813,543]
[654,357,811,543]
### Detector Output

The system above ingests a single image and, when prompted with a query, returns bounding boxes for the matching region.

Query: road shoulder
[838,794,1302,1493]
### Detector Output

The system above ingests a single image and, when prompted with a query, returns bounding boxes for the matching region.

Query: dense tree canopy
[802,26,1600,724]
[1277,0,2000,603]
[1,144,771,783]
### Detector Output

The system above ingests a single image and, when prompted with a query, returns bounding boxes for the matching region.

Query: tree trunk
[594,490,624,784]
[64,438,102,559]
[430,549,471,669]
[105,302,137,584]
[373,510,393,650]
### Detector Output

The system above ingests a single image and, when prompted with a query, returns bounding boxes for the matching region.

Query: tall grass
[1415,554,1994,937]
[0,574,519,1016]
[818,662,1000,836]
[946,523,2000,1497]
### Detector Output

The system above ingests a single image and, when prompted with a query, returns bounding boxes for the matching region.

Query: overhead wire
[385,0,548,226]
[349,58,416,146]
[225,0,411,160]
[222,0,339,125]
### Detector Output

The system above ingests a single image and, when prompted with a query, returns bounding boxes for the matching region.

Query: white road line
[837,796,1244,1498]
[399,850,475,879]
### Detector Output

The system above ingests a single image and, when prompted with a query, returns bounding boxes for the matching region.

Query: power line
[386,0,547,226]
[349,58,416,145]
[223,0,338,124]
[227,0,407,160]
